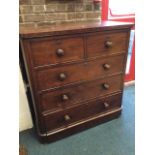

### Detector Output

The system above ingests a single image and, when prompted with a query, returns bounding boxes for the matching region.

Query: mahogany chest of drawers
[20,21,133,142]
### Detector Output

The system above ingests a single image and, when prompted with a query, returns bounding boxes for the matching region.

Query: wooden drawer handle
[102,83,110,89]
[56,49,64,57]
[105,41,113,48]
[61,94,69,101]
[64,115,71,122]
[59,73,67,81]
[103,102,109,108]
[103,64,111,70]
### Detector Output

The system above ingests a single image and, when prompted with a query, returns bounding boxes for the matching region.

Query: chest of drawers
[20,21,133,142]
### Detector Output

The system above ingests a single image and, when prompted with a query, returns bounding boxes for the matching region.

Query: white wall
[19,68,33,131]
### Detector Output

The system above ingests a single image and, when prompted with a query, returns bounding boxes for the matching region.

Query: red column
[102,0,109,21]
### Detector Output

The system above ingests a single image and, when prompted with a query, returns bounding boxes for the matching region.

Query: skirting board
[124,80,135,87]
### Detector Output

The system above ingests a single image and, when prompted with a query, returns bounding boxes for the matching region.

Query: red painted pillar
[102,0,109,21]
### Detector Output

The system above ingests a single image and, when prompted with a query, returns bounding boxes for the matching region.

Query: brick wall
[19,0,101,26]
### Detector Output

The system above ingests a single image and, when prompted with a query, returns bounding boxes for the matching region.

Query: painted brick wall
[19,0,101,26]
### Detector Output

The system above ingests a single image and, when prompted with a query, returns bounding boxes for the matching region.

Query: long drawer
[36,54,125,91]
[43,93,122,132]
[40,74,122,112]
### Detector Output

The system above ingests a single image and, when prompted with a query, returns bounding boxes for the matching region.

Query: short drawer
[87,31,129,58]
[29,36,84,67]
[36,54,125,91]
[40,74,122,112]
[43,93,122,132]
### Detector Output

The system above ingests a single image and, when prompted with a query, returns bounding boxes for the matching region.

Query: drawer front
[43,93,122,132]
[40,74,122,112]
[36,55,125,91]
[29,36,84,67]
[87,31,128,58]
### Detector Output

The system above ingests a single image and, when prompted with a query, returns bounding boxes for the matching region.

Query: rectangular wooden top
[20,21,134,39]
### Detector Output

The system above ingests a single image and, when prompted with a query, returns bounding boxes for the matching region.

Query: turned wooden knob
[102,83,110,89]
[61,94,69,101]
[103,102,109,108]
[103,64,111,70]
[64,115,71,121]
[56,49,64,57]
[105,41,113,48]
[59,73,67,81]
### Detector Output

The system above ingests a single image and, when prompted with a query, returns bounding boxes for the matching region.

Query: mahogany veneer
[20,21,133,143]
